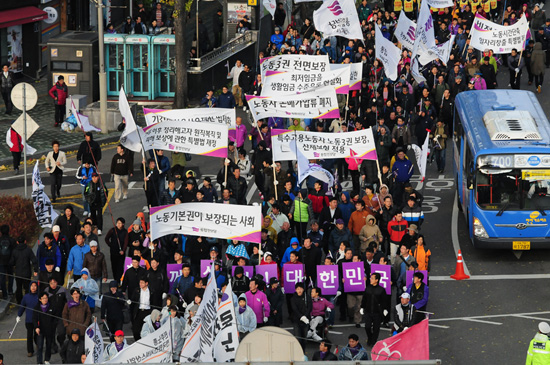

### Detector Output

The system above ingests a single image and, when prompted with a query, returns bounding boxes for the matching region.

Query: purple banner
[123,257,146,271]
[283,263,304,294]
[342,262,366,292]
[167,264,181,292]
[232,265,254,278]
[200,260,213,278]
[317,265,339,295]
[255,264,279,284]
[406,270,428,288]
[370,264,391,295]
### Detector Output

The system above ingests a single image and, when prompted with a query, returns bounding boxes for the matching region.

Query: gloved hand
[273,180,279,185]
[404,327,409,331]
[300,316,309,324]
[360,308,364,315]
[403,286,407,292]
[281,287,285,294]
[258,249,264,256]
[16,316,21,323]
[254,91,257,95]
[383,310,388,316]
[263,316,268,323]
[224,158,231,165]
[436,135,441,139]
[126,300,132,305]
[251,122,257,128]
[162,293,167,300]
[181,301,188,309]
[55,267,60,272]
[407,145,411,151]
[222,182,226,187]
[515,68,520,73]
[326,308,332,313]
[335,291,342,298]
[345,106,349,111]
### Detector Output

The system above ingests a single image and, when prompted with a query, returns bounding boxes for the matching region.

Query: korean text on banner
[261,65,350,96]
[106,319,172,363]
[255,264,279,284]
[140,119,228,158]
[32,161,58,228]
[143,107,236,128]
[395,11,416,51]
[271,128,377,161]
[213,281,239,362]
[246,86,340,121]
[348,62,363,90]
[150,203,262,243]
[375,24,402,81]
[470,14,529,54]
[283,263,305,294]
[317,265,339,295]
[292,139,335,186]
[84,321,104,364]
[425,0,454,8]
[370,264,392,295]
[260,54,330,80]
[342,261,366,292]
[313,0,363,40]
[411,0,436,61]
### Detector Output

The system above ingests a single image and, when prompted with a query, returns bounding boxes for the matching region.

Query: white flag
[395,11,416,51]
[263,0,276,18]
[291,139,335,187]
[70,97,101,133]
[31,161,58,228]
[411,57,427,84]
[412,133,430,182]
[180,261,218,362]
[84,321,104,364]
[470,13,529,54]
[425,0,454,8]
[412,0,436,61]
[375,24,402,81]
[213,282,239,362]
[119,87,142,153]
[313,0,363,40]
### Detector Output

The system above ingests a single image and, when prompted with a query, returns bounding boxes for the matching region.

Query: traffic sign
[11,82,38,111]
[11,114,39,139]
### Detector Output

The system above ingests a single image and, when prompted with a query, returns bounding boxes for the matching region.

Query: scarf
[115,342,125,352]
[40,303,49,312]
[238,306,246,314]
[349,345,360,357]
[154,321,161,329]
[68,300,80,309]
[319,351,327,360]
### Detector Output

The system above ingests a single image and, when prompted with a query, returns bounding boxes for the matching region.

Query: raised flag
[263,0,276,18]
[375,24,401,81]
[31,161,58,228]
[213,281,239,362]
[395,11,416,51]
[313,0,363,40]
[411,0,436,62]
[292,139,335,187]
[411,133,430,182]
[371,318,430,360]
[84,321,104,364]
[119,87,143,153]
[70,97,101,132]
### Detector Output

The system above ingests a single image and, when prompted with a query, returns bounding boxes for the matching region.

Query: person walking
[508,48,525,90]
[6,125,23,175]
[360,273,386,346]
[1,64,15,115]
[17,281,39,357]
[33,292,56,365]
[76,162,96,218]
[101,281,126,342]
[48,75,68,127]
[0,225,16,299]
[105,218,127,283]
[531,42,546,94]
[62,288,92,339]
[45,140,67,202]
[77,132,102,167]
[82,240,108,290]
[85,173,107,235]
[110,144,133,203]
[9,236,37,304]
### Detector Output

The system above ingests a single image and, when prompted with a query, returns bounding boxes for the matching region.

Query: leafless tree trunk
[174,0,189,108]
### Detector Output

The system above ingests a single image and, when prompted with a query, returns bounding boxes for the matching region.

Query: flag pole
[272,163,278,201]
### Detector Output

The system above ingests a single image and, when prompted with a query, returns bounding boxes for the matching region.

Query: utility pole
[96,0,108,132]
[174,0,189,108]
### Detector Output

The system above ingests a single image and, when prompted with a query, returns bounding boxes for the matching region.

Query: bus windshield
[476,169,550,211]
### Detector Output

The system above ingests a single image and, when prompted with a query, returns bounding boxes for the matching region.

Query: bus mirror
[467,174,474,190]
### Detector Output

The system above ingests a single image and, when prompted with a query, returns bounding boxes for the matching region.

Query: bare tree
[174,0,192,108]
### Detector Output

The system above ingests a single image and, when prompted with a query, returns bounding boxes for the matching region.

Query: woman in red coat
[6,126,23,174]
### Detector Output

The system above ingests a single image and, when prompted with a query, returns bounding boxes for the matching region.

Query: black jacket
[266,286,284,314]
[361,284,386,314]
[101,289,126,320]
[227,175,247,204]
[77,138,101,165]
[38,270,63,292]
[312,351,338,361]
[232,275,250,297]
[290,292,312,322]
[55,215,81,246]
[10,242,38,278]
[120,266,146,296]
[110,151,133,176]
[146,267,170,300]
[238,70,255,93]
[45,285,70,316]
[33,302,56,336]
[60,337,85,364]
[301,246,322,280]
[0,234,16,265]
[131,286,162,318]
[105,227,128,256]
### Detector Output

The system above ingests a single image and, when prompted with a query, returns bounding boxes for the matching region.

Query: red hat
[114,330,124,337]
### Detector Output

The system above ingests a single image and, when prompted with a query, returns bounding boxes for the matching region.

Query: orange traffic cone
[450,250,470,280]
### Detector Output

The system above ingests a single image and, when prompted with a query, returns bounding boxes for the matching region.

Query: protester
[48,75,68,127]
[45,140,67,202]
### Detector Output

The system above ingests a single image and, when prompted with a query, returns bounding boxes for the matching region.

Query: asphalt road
[2,71,550,364]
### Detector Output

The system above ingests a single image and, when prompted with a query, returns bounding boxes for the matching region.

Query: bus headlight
[473,217,489,238]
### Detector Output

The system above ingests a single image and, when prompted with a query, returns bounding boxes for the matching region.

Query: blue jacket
[321,45,337,62]
[280,244,302,267]
[270,33,283,49]
[171,274,193,298]
[392,157,413,183]
[407,282,429,310]
[338,191,355,226]
[36,242,62,271]
[76,165,96,187]
[18,281,38,323]
[217,92,236,109]
[67,243,91,276]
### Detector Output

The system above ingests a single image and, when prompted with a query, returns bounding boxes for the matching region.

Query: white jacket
[45,150,67,173]
[103,339,129,361]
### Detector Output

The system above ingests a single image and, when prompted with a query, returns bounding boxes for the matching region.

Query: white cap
[401,293,410,299]
[539,322,550,334]
[52,225,60,232]
[89,240,98,247]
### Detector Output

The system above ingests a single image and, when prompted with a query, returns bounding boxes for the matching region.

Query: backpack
[0,237,11,257]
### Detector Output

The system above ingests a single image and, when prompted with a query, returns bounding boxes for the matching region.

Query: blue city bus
[453,90,550,250]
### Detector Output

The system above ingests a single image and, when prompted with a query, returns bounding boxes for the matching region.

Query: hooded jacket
[232,269,251,296]
[236,294,257,333]
[60,336,85,364]
[10,241,38,278]
[104,339,129,361]
[245,288,270,324]
[141,310,162,338]
[358,215,383,252]
[18,281,39,323]
[338,192,355,226]
[76,134,102,165]
[328,226,353,256]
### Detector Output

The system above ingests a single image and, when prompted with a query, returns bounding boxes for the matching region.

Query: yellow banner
[522,170,550,180]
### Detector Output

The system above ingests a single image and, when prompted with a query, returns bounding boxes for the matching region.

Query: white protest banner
[418,34,456,65]
[411,57,427,83]
[412,0,436,61]
[150,202,261,243]
[213,282,239,362]
[292,139,335,186]
[247,87,340,121]
[180,261,218,362]
[263,0,276,18]
[313,0,363,40]
[119,87,143,153]
[31,161,58,228]
[84,321,104,364]
[271,128,377,161]
[425,0,454,8]
[395,11,416,51]
[261,65,350,96]
[260,54,330,80]
[106,319,172,363]
[143,107,236,128]
[348,62,363,90]
[412,133,430,182]
[470,13,529,54]
[71,97,101,133]
[375,24,401,81]
[140,119,228,158]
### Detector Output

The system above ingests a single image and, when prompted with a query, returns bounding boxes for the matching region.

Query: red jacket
[308,189,329,214]
[49,82,68,105]
[387,217,408,243]
[9,128,23,153]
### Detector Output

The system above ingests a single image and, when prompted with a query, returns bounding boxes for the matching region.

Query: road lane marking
[430,274,550,281]
[462,318,502,325]
[512,315,550,321]
[452,192,471,277]
[430,310,550,322]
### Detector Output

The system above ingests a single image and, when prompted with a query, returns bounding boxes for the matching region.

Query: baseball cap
[89,240,98,247]
[269,277,280,285]
[114,330,124,337]
[335,218,344,225]
[52,225,60,232]
[92,172,99,177]
[71,328,81,335]
[401,292,410,299]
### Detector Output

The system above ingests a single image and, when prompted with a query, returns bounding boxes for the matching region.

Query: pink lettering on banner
[283,263,305,294]
[342,261,366,292]
[255,264,279,284]
[231,266,254,278]
[406,270,428,288]
[370,264,392,295]
[317,265,339,295]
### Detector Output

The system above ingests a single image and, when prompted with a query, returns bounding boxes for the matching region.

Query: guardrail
[188,31,258,74]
